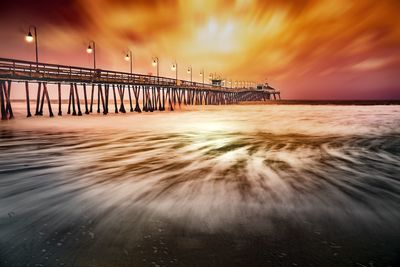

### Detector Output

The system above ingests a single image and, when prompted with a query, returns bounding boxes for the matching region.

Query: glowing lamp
[86,45,93,54]
[25,32,33,42]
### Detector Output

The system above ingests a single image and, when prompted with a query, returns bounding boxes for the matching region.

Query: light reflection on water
[0,104,400,266]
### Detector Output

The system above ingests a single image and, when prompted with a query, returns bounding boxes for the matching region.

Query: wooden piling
[35,82,42,116]
[57,83,62,116]
[71,83,77,116]
[67,83,73,114]
[168,88,174,111]
[134,85,141,113]
[0,81,6,120]
[142,86,147,112]
[83,83,89,114]
[152,87,157,111]
[127,85,134,112]
[90,84,95,113]
[4,80,14,119]
[38,83,46,116]
[161,88,165,111]
[118,85,126,113]
[112,84,118,113]
[97,84,101,113]
[25,81,32,117]
[98,84,106,114]
[148,87,154,112]
[43,83,54,117]
[104,84,109,114]
[74,83,82,116]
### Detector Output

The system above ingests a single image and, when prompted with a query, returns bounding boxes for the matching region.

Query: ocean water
[0,104,399,266]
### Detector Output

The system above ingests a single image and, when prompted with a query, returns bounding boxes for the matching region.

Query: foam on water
[0,104,400,245]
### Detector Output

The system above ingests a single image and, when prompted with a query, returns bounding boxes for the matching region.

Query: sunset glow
[0,0,399,99]
[1,2,400,266]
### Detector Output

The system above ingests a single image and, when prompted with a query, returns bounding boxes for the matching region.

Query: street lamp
[152,57,159,80]
[209,73,214,85]
[199,69,205,86]
[25,25,39,66]
[187,66,192,83]
[86,40,96,69]
[124,50,133,74]
[171,61,178,85]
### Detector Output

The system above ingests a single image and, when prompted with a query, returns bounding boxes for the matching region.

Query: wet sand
[1,104,400,266]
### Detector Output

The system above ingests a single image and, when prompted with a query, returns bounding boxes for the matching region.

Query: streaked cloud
[0,0,399,99]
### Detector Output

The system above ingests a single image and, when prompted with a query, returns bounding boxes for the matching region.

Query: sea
[0,103,399,266]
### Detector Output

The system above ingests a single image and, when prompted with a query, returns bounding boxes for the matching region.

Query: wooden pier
[0,57,281,120]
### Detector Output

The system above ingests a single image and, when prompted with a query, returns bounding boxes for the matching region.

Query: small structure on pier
[256,83,281,100]
[211,79,223,87]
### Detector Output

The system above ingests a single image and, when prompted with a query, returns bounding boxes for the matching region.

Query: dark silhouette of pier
[0,57,281,120]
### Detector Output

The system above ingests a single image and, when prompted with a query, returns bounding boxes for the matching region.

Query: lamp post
[200,69,205,86]
[86,41,96,69]
[209,73,214,85]
[124,50,133,74]
[171,61,178,85]
[152,57,159,83]
[187,66,192,83]
[25,25,39,67]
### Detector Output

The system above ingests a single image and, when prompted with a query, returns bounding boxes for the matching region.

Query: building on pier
[256,83,281,100]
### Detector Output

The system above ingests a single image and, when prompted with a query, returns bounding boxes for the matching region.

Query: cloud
[0,0,399,99]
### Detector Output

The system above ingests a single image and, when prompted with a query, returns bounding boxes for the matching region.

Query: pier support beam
[57,83,62,116]
[128,85,133,112]
[90,84,95,113]
[44,83,54,117]
[133,85,141,113]
[0,81,13,120]
[83,84,89,114]
[35,82,42,116]
[112,84,118,113]
[25,81,32,117]
[118,85,126,113]
[104,84,109,114]
[74,83,82,116]
[37,82,53,117]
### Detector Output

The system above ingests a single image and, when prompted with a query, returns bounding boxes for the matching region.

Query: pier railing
[0,57,281,120]
[0,57,252,92]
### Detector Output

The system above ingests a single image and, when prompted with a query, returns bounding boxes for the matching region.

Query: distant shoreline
[10,99,400,105]
[239,100,400,105]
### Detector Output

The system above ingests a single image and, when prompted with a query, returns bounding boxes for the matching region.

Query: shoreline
[239,100,400,105]
[10,99,400,106]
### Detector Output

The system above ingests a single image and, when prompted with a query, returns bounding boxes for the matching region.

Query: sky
[0,0,399,100]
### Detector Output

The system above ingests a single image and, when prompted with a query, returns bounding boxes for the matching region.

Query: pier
[0,57,280,120]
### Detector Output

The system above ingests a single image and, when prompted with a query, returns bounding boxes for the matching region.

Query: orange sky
[0,0,400,99]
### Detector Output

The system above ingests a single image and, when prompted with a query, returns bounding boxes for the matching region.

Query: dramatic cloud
[1,0,399,99]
